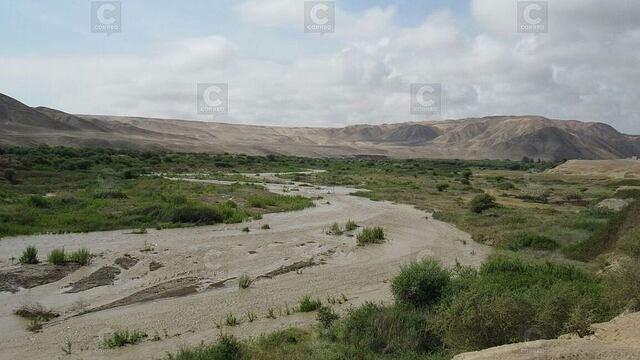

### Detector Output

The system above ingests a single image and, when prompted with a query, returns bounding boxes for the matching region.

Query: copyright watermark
[304,1,335,33]
[410,83,442,116]
[197,83,229,115]
[517,1,548,33]
[91,1,121,34]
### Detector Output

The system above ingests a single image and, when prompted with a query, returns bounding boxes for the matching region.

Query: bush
[238,273,252,289]
[101,330,147,348]
[469,193,497,213]
[122,169,140,179]
[261,224,271,230]
[317,306,339,328]
[507,234,560,251]
[433,254,607,353]
[13,303,59,321]
[299,296,322,312]
[19,245,39,264]
[47,248,66,265]
[171,206,223,224]
[391,260,450,309]
[345,219,358,231]
[68,248,91,266]
[328,222,343,235]
[3,168,16,183]
[28,195,51,208]
[336,302,440,354]
[93,191,128,199]
[357,227,385,246]
[436,183,449,192]
[167,335,243,360]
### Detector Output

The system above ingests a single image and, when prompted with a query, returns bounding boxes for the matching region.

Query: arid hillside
[2,93,639,160]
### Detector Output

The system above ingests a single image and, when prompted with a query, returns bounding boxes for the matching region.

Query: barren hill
[1,93,639,160]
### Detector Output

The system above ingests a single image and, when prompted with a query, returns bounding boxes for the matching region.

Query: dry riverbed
[0,173,491,360]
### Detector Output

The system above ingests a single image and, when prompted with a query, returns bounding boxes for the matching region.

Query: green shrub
[345,219,358,231]
[507,234,560,251]
[171,206,223,224]
[433,254,607,353]
[3,168,16,183]
[68,248,91,266]
[299,296,322,312]
[93,191,128,199]
[238,273,252,289]
[225,313,239,326]
[469,193,497,213]
[336,302,440,354]
[101,330,147,348]
[317,306,339,328]
[167,335,244,360]
[328,222,343,235]
[47,248,66,265]
[122,169,140,179]
[19,245,39,264]
[357,227,385,246]
[391,260,450,309]
[436,183,449,192]
[28,195,51,208]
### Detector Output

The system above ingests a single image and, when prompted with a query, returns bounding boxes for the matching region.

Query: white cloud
[1,0,639,133]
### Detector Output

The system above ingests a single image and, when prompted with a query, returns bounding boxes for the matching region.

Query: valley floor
[0,174,490,360]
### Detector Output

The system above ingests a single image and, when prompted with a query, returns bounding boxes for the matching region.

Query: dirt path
[0,173,491,360]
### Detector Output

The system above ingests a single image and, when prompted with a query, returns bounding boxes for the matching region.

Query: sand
[0,173,490,360]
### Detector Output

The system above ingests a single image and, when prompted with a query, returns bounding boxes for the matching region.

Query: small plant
[357,227,385,246]
[101,330,147,348]
[48,248,66,265]
[316,305,339,328]
[27,318,44,332]
[242,227,250,233]
[345,219,358,231]
[285,303,291,315]
[14,303,59,321]
[225,313,239,326]
[238,273,252,289]
[298,296,322,312]
[327,222,343,235]
[469,193,497,213]
[19,245,39,265]
[68,248,91,266]
[246,310,257,322]
[261,224,270,230]
[131,228,148,234]
[61,338,73,355]
[266,308,277,319]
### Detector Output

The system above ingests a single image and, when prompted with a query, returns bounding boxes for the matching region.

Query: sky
[1,0,639,133]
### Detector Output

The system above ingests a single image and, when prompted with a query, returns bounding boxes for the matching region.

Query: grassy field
[0,147,313,237]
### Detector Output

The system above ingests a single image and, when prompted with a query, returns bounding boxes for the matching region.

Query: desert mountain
[1,93,638,160]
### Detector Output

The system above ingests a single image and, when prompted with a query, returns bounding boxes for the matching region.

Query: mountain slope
[0,93,638,160]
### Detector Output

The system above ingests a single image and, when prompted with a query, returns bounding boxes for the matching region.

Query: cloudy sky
[1,0,639,133]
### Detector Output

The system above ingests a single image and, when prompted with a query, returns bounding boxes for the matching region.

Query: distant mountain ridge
[1,93,639,160]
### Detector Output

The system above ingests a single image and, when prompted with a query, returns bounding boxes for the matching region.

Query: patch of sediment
[64,266,120,293]
[82,276,201,314]
[0,264,80,293]
[256,259,317,279]
[114,254,139,269]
